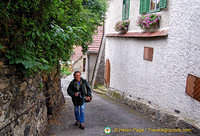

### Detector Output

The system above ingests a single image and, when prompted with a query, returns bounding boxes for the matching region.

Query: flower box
[115,20,130,34]
[137,14,161,32]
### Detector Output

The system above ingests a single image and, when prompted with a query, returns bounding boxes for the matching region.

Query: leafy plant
[61,67,72,76]
[0,0,107,76]
[115,20,130,33]
[137,14,160,29]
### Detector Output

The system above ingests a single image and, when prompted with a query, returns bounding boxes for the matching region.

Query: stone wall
[43,65,65,119]
[0,59,65,135]
[0,11,65,135]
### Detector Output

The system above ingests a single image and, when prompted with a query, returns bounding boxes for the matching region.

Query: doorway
[105,59,111,88]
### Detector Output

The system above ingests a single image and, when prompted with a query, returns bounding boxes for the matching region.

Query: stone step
[93,88,107,95]
[96,85,109,92]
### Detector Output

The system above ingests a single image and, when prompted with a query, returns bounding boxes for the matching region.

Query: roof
[88,26,103,53]
[71,46,83,62]
[70,26,103,62]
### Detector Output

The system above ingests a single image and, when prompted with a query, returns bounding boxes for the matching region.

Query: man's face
[75,72,81,81]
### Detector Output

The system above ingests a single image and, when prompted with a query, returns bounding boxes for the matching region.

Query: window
[186,74,200,102]
[144,47,154,61]
[140,0,167,14]
[122,0,130,20]
[150,0,160,11]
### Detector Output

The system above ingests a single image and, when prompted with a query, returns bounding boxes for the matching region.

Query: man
[67,71,92,129]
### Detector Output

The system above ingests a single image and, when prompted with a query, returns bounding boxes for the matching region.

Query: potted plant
[137,14,161,31]
[115,20,130,34]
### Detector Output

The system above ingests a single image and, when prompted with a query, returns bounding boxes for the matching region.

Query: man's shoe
[79,123,85,129]
[75,121,80,126]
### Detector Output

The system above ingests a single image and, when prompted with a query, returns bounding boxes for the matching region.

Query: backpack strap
[84,79,87,96]
[83,79,92,102]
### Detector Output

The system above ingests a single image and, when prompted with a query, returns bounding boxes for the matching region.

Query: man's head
[73,71,81,82]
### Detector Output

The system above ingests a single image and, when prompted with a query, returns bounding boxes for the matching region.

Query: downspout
[87,53,90,82]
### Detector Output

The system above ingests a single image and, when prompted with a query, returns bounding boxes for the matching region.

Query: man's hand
[75,92,79,97]
[86,96,90,101]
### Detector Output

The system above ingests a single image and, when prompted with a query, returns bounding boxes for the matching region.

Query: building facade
[70,26,104,85]
[104,0,200,122]
[87,26,104,84]
[71,46,86,72]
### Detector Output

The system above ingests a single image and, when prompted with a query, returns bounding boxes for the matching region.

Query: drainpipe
[87,53,90,82]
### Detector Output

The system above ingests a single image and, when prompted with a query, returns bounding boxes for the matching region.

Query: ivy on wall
[0,0,107,76]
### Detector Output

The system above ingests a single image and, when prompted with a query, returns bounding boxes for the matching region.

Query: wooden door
[105,59,111,87]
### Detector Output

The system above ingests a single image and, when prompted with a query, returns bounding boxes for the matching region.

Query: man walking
[67,71,92,129]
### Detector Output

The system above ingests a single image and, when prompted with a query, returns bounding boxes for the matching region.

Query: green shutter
[122,0,130,20]
[160,0,167,9]
[143,0,148,13]
[125,0,130,20]
[122,0,126,20]
[146,0,150,12]
[139,0,150,14]
[139,0,144,14]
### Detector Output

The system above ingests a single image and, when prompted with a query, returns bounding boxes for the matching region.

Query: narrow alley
[1,0,200,135]
[47,93,195,136]
[46,75,195,136]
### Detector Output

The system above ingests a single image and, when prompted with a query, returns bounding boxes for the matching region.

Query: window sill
[106,30,168,38]
[147,9,161,14]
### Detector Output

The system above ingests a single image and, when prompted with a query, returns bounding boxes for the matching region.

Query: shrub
[0,0,107,76]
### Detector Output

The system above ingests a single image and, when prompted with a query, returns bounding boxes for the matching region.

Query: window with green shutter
[122,0,130,20]
[140,0,167,14]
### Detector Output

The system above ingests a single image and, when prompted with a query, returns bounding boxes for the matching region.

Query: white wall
[87,53,98,83]
[105,0,169,34]
[105,0,200,121]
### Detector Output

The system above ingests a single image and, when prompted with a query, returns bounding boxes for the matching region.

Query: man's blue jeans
[74,102,85,124]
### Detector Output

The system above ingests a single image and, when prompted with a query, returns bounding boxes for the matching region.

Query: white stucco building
[104,0,200,122]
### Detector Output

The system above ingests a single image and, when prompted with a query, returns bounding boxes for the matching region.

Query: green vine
[0,0,107,76]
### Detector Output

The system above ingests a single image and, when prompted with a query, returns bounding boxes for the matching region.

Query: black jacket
[67,78,92,106]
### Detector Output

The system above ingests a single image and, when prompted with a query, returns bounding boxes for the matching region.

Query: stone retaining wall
[0,60,65,135]
[43,65,65,119]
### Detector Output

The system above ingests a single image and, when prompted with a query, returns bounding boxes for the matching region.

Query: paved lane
[47,90,195,136]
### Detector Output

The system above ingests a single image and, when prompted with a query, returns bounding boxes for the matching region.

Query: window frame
[148,9,161,14]
[140,0,167,14]
[186,74,200,102]
[149,0,161,13]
